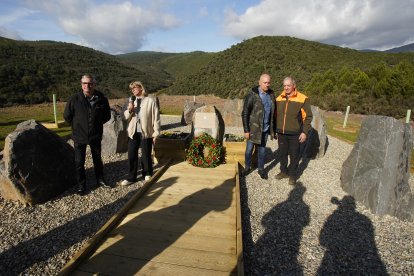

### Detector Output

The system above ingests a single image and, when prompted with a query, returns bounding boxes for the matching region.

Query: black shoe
[241,167,252,176]
[288,177,297,185]
[258,169,268,179]
[77,185,86,195]
[275,171,289,180]
[97,178,112,188]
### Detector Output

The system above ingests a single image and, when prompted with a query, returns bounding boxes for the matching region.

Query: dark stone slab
[0,120,76,205]
[340,115,413,221]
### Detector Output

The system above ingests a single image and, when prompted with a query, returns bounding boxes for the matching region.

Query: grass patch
[160,106,182,116]
[325,115,360,143]
[0,103,71,150]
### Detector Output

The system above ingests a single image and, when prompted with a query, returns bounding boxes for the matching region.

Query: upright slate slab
[340,115,414,221]
[222,99,243,128]
[0,120,76,205]
[102,107,128,156]
[181,101,205,125]
[302,105,327,159]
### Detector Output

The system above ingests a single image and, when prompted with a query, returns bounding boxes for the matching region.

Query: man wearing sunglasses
[64,74,111,195]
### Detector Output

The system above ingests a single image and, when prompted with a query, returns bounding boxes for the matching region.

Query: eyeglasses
[82,82,94,86]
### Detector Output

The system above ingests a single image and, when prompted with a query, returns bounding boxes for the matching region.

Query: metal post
[53,94,58,126]
[406,109,411,124]
[343,106,350,128]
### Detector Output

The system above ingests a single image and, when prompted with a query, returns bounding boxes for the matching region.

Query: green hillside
[2,35,413,117]
[161,36,414,117]
[117,50,214,80]
[0,37,165,106]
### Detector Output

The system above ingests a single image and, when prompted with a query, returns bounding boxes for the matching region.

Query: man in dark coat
[64,74,111,195]
[241,73,276,179]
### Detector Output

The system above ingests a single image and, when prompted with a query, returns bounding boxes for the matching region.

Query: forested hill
[117,51,215,80]
[0,37,166,106]
[161,36,414,117]
[2,35,414,117]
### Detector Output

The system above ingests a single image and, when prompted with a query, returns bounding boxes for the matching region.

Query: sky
[1,0,414,55]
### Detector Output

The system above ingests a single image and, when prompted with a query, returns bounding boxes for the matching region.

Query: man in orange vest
[275,76,313,185]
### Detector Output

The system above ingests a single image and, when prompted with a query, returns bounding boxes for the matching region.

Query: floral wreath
[186,132,223,168]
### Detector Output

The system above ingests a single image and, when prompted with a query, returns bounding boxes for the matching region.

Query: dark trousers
[277,133,301,177]
[127,132,153,181]
[74,140,104,188]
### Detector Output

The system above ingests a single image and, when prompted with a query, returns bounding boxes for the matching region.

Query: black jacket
[241,86,276,144]
[64,90,111,144]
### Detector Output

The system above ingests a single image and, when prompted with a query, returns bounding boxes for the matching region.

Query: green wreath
[186,132,223,168]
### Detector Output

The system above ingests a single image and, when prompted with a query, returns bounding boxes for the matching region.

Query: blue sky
[1,0,414,54]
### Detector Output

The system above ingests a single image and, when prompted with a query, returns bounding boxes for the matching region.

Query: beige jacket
[124,96,160,139]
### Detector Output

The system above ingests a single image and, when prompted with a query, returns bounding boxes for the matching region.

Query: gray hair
[283,76,296,86]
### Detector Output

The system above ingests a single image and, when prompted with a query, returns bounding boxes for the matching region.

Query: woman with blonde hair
[121,81,160,185]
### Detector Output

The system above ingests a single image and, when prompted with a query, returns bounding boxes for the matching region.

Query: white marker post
[343,105,350,128]
[406,109,411,124]
[53,94,58,127]
[193,95,196,103]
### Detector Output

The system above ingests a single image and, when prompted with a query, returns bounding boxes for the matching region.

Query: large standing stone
[303,105,327,159]
[181,101,205,125]
[222,99,243,127]
[192,105,225,143]
[340,115,413,221]
[102,107,128,156]
[0,120,76,205]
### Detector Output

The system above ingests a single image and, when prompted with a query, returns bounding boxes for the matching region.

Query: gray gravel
[0,115,413,275]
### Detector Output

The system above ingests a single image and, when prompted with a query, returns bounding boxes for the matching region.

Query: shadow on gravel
[0,160,171,275]
[317,196,388,275]
[263,148,281,174]
[243,182,310,275]
[0,191,135,275]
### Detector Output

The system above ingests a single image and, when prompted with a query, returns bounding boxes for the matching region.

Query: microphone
[130,95,136,102]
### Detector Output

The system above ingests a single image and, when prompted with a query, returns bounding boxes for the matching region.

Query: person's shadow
[248,182,310,275]
[317,196,388,275]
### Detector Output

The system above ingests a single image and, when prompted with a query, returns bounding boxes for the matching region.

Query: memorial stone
[192,105,225,143]
[102,108,128,156]
[341,115,414,221]
[0,120,76,205]
[181,101,205,125]
[222,99,243,127]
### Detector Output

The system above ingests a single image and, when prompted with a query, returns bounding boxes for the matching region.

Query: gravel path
[0,115,413,275]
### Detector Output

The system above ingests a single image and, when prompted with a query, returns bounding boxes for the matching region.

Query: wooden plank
[119,215,235,238]
[136,191,236,208]
[96,227,236,255]
[76,253,236,276]
[83,245,237,272]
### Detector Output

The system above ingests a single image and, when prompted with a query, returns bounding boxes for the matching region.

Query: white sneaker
[120,179,134,186]
[144,175,151,182]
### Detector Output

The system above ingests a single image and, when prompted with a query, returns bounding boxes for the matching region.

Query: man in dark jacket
[64,74,111,195]
[275,76,313,185]
[241,74,276,179]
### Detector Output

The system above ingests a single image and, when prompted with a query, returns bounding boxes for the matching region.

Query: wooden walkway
[62,161,242,275]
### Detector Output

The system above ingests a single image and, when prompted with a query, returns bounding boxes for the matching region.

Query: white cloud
[28,0,180,54]
[223,0,414,50]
